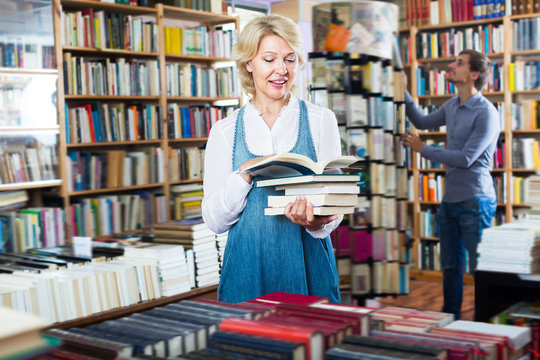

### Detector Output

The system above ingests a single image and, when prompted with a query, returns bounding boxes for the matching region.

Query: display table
[474,270,540,322]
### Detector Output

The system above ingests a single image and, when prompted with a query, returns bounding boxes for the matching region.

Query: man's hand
[400,131,424,153]
[284,197,337,232]
[238,154,275,184]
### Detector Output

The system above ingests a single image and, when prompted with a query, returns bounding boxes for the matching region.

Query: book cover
[323,24,352,52]
[208,330,306,360]
[342,334,448,359]
[218,317,324,360]
[267,194,358,208]
[256,291,329,306]
[264,206,355,216]
[241,153,359,178]
[255,174,360,188]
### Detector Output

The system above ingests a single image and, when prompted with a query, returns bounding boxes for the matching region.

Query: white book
[444,320,531,350]
[264,206,355,216]
[281,185,360,196]
[267,194,358,208]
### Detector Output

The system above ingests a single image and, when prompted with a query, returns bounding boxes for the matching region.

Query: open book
[241,153,360,178]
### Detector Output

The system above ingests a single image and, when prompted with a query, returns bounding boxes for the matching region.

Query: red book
[429,327,507,359]
[256,292,329,306]
[219,317,324,360]
[256,313,341,350]
[274,303,370,336]
[351,230,372,262]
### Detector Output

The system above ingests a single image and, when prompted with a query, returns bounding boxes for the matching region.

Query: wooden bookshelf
[403,12,540,282]
[46,285,218,330]
[51,0,240,239]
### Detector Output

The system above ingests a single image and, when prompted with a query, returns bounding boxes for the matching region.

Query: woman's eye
[286,58,296,63]
[264,59,274,63]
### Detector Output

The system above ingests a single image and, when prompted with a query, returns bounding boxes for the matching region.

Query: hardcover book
[267,194,358,208]
[255,174,360,188]
[255,291,329,306]
[241,153,359,178]
[264,206,355,216]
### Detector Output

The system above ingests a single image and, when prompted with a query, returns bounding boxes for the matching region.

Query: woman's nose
[274,60,287,74]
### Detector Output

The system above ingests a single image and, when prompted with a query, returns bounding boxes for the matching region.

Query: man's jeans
[438,196,497,319]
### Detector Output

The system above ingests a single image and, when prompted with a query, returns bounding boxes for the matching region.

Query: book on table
[242,153,360,178]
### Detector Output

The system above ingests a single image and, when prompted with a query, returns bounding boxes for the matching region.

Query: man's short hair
[459,49,492,91]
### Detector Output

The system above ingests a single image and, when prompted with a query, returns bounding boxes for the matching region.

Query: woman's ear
[245,61,253,73]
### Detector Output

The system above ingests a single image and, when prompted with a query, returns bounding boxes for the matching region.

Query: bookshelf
[401,10,540,283]
[0,1,66,252]
[51,0,240,239]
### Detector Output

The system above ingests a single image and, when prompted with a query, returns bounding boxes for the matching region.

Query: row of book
[508,60,540,92]
[511,100,540,130]
[0,143,58,185]
[60,10,158,52]
[416,61,503,95]
[309,53,405,99]
[346,129,407,165]
[163,0,223,14]
[0,207,66,253]
[512,138,540,170]
[418,208,440,238]
[416,172,445,202]
[0,42,55,69]
[169,183,204,221]
[167,104,220,139]
[66,148,165,192]
[63,54,160,96]
[477,219,540,274]
[512,175,540,206]
[165,63,240,98]
[65,103,163,144]
[69,192,167,237]
[169,147,205,182]
[349,195,408,230]
[406,0,505,26]
[513,17,540,51]
[164,25,237,58]
[413,23,505,60]
[419,240,443,271]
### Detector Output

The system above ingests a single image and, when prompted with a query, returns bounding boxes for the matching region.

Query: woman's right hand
[238,154,275,184]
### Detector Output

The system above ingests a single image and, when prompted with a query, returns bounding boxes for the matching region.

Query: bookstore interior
[0,0,539,358]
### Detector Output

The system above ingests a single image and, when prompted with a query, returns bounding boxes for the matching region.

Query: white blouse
[202,96,344,238]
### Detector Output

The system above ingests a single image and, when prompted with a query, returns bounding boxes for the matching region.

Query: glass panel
[0,0,54,69]
[0,72,58,128]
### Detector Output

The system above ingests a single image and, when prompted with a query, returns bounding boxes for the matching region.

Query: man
[401,49,500,320]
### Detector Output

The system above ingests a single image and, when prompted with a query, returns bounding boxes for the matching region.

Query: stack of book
[170,183,204,220]
[242,153,361,216]
[151,220,220,288]
[123,243,191,297]
[371,306,454,333]
[477,220,540,274]
[524,175,540,219]
[216,231,228,271]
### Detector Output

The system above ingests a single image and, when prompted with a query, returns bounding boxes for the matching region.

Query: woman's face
[246,34,298,103]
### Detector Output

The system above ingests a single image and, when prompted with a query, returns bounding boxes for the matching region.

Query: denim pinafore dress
[217,100,341,304]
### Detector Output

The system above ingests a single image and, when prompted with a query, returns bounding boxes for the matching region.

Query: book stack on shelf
[309,0,410,304]
[170,183,204,220]
[124,243,192,296]
[477,219,540,274]
[152,219,221,288]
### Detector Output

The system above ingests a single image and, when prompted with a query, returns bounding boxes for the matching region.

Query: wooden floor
[369,280,475,321]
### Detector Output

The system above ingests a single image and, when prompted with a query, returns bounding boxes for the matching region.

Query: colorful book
[256,292,329,306]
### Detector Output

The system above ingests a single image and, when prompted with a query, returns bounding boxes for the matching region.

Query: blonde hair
[232,14,305,98]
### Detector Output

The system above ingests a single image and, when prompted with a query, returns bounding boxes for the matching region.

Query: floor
[368,280,475,321]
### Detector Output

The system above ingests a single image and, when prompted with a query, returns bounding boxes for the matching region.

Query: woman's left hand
[284,197,337,231]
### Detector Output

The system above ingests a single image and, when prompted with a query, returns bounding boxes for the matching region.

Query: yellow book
[165,26,171,54]
[532,141,540,169]
[514,177,522,204]
[508,63,515,91]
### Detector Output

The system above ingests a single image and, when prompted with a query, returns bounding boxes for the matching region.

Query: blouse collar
[245,94,298,118]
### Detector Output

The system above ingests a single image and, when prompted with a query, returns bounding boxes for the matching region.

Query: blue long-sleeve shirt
[405,92,500,203]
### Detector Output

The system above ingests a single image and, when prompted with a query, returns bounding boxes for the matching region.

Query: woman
[202,14,342,303]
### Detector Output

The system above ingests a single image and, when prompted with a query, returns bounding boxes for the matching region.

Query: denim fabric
[217,100,341,304]
[438,195,497,319]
